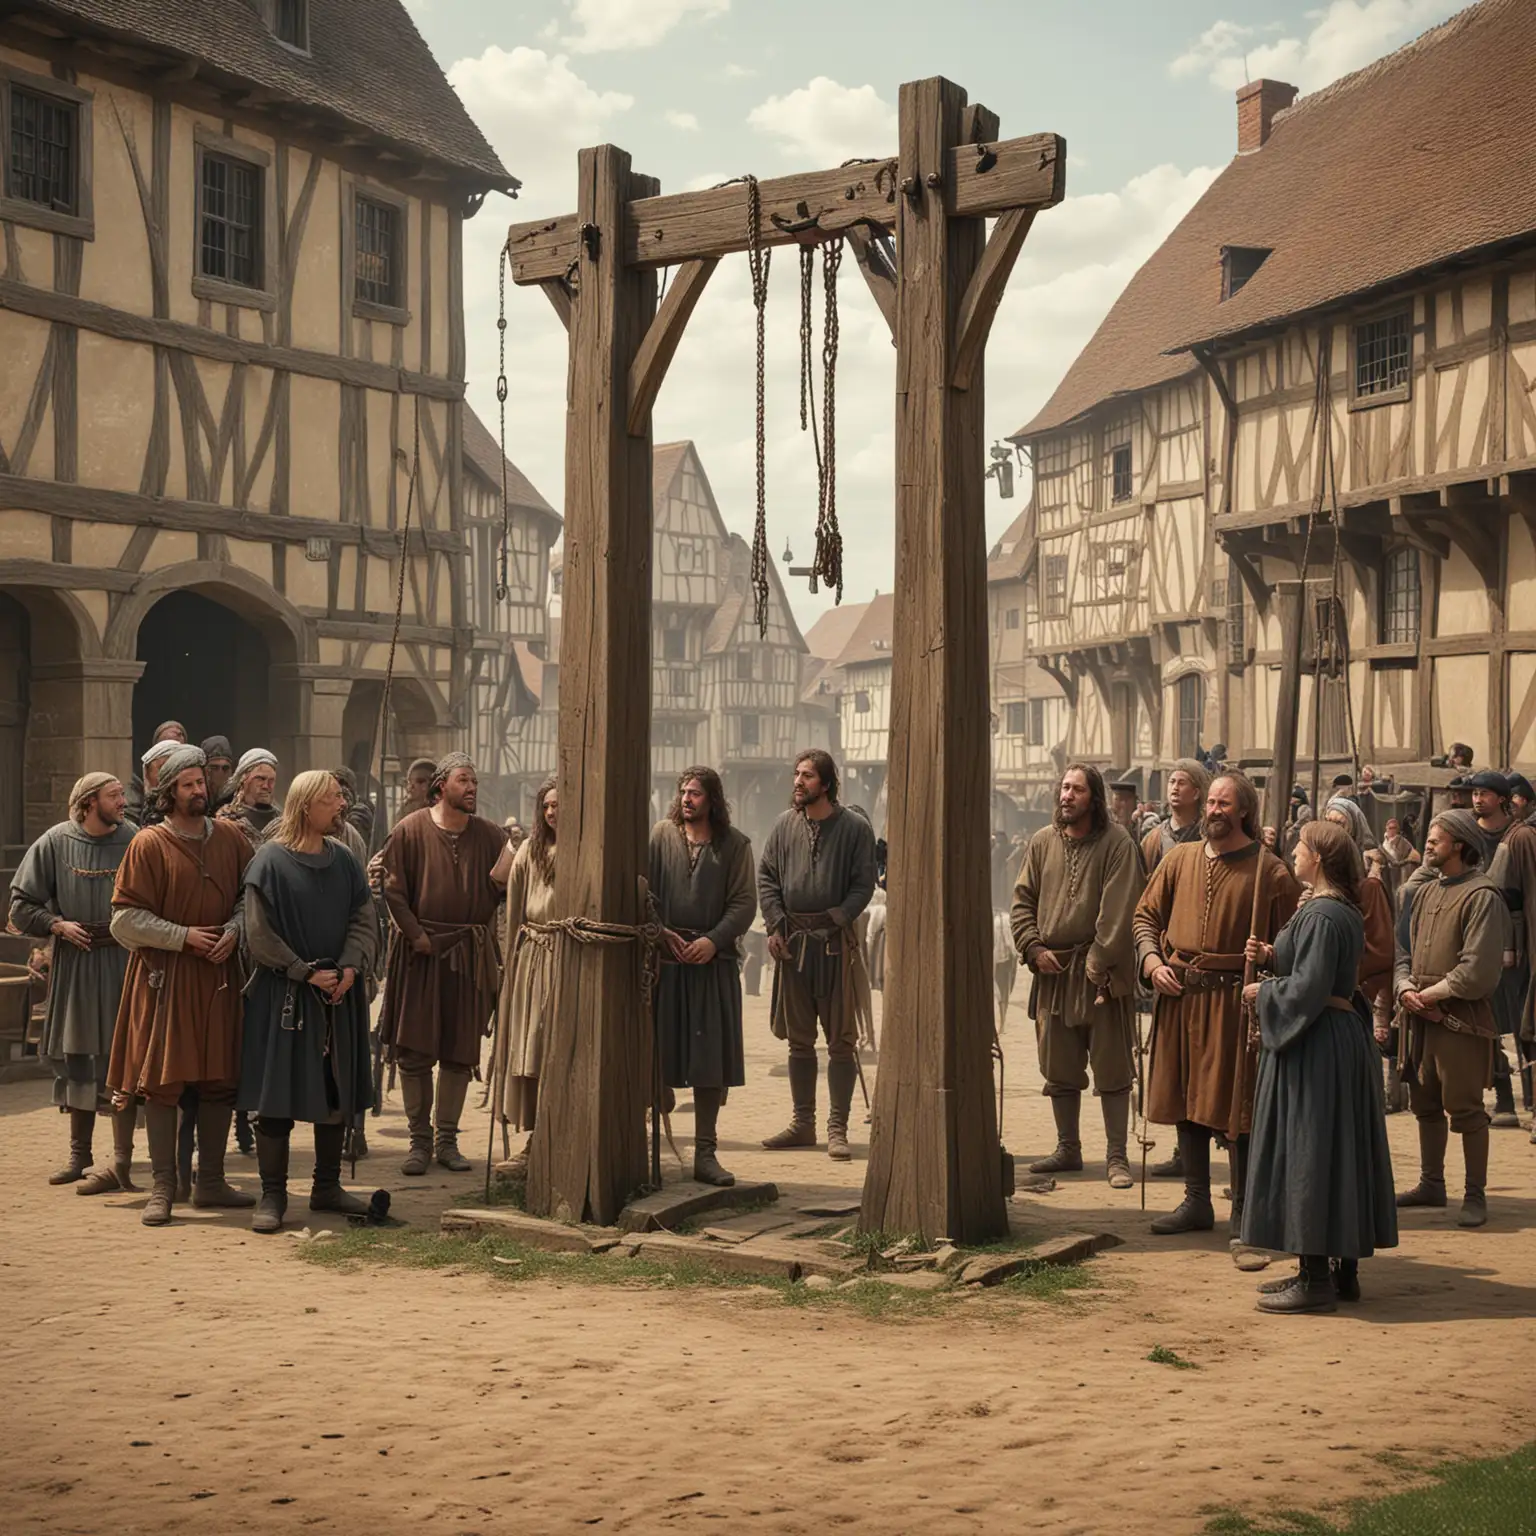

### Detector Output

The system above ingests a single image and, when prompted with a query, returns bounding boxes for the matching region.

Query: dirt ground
[4,986,1535,1536]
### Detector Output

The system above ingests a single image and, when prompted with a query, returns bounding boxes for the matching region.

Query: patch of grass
[1146,1344,1198,1370]
[996,1261,1095,1302]
[1202,1443,1536,1535]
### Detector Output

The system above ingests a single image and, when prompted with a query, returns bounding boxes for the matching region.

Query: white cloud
[1170,0,1458,93]
[724,62,755,79]
[747,77,896,165]
[557,0,729,55]
[663,109,700,131]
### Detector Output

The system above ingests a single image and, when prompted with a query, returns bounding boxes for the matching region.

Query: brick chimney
[1236,79,1299,154]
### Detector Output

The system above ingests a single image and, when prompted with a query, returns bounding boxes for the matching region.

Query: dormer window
[273,0,309,52]
[1221,245,1270,300]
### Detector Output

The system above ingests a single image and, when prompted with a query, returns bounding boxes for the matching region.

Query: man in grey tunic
[758,750,877,1161]
[10,773,137,1192]
[1011,764,1142,1188]
[650,767,757,1186]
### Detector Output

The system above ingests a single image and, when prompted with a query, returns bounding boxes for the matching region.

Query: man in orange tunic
[1133,772,1300,1239]
[108,745,254,1226]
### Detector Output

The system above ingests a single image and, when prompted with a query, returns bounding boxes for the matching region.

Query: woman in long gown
[1241,820,1398,1314]
[490,778,556,1174]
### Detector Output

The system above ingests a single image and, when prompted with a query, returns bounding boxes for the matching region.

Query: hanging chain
[744,175,772,637]
[799,245,814,431]
[495,240,512,602]
[813,235,845,602]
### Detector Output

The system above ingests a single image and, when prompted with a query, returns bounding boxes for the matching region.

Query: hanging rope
[495,240,513,603]
[740,174,772,636]
[814,235,845,602]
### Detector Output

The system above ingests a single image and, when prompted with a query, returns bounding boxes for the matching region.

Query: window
[1043,555,1068,618]
[662,627,686,662]
[1004,702,1026,736]
[676,540,697,573]
[1176,674,1204,761]
[736,651,755,681]
[1354,310,1411,401]
[200,152,262,288]
[854,690,871,715]
[1221,245,1270,300]
[1226,561,1245,665]
[1004,607,1020,631]
[1382,546,1420,645]
[1110,444,1133,503]
[1027,699,1046,747]
[740,715,760,748]
[273,0,309,49]
[668,668,690,699]
[0,69,91,238]
[8,85,75,213]
[355,195,398,307]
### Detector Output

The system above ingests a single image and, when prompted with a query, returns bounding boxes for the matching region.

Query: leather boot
[1031,1092,1084,1174]
[1491,1055,1520,1129]
[691,1086,734,1186]
[1397,1117,1449,1207]
[252,1120,290,1235]
[400,1065,434,1175]
[1229,1134,1251,1247]
[176,1091,197,1202]
[1458,1125,1490,1228]
[50,1107,95,1184]
[311,1122,372,1214]
[1101,1090,1133,1189]
[1151,1122,1215,1234]
[434,1067,474,1172]
[141,1102,179,1226]
[1256,1254,1337,1315]
[78,1103,139,1195]
[762,1055,818,1149]
[191,1096,256,1208]
[1148,1143,1185,1179]
[825,1057,857,1161]
[234,1109,256,1155]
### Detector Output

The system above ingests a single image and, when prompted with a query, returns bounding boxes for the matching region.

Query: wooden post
[1264,580,1305,832]
[860,79,1008,1245]
[525,146,659,1226]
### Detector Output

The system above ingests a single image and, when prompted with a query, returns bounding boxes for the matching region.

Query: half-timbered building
[832,593,894,822]
[0,0,515,869]
[1012,0,1536,797]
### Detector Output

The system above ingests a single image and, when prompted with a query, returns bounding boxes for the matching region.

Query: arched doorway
[133,591,271,752]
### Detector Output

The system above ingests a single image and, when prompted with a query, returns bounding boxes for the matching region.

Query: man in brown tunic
[650,767,757,1186]
[1394,809,1509,1228]
[378,753,514,1175]
[107,745,254,1225]
[1133,772,1299,1237]
[1011,764,1142,1188]
[758,750,877,1161]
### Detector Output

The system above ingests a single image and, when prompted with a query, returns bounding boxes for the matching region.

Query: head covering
[1325,795,1374,850]
[158,744,207,786]
[1167,757,1211,799]
[199,734,234,764]
[1466,769,1510,797]
[152,720,187,745]
[430,752,475,797]
[142,738,179,770]
[1431,808,1483,858]
[407,757,437,779]
[227,747,278,802]
[1507,773,1535,804]
[69,771,119,822]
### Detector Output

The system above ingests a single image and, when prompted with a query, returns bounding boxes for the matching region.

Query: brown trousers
[777,967,856,1063]
[1036,1005,1135,1098]
[1408,1018,1494,1135]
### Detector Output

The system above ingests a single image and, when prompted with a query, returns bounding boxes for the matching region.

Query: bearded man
[1133,772,1300,1237]
[650,767,758,1186]
[218,748,280,848]
[1011,764,1143,1188]
[125,722,187,823]
[1141,759,1211,875]
[240,771,378,1233]
[377,753,514,1175]
[10,774,137,1192]
[200,736,236,807]
[1395,811,1510,1227]
[132,739,179,829]
[757,749,877,1161]
[107,745,254,1225]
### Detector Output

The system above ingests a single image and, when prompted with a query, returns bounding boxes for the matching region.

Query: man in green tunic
[10,773,137,1192]
[1011,764,1142,1188]
[757,750,877,1161]
[650,767,757,1186]
[1394,809,1510,1228]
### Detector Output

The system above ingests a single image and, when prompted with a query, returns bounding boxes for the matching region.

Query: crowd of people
[13,720,1531,1317]
[1008,747,1535,1315]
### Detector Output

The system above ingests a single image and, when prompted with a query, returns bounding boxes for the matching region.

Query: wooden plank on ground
[617,1179,780,1235]
[439,1207,620,1254]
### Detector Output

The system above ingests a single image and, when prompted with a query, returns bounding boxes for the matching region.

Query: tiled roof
[987,507,1035,583]
[802,601,869,662]
[832,593,895,669]
[1015,0,1535,438]
[462,407,559,526]
[22,0,513,189]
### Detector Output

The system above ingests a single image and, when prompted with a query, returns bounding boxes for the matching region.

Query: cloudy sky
[406,0,1463,632]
